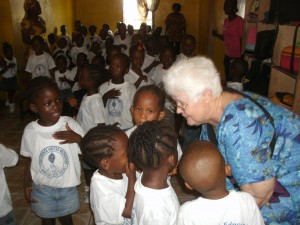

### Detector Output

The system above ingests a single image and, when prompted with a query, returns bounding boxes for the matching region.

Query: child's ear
[168,152,178,168]
[158,111,165,121]
[29,104,38,113]
[184,182,193,191]
[100,158,110,170]
[225,164,232,176]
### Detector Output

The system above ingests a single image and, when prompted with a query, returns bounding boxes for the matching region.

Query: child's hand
[59,75,67,83]
[8,63,15,68]
[142,75,148,82]
[168,163,178,176]
[125,162,136,179]
[52,122,82,144]
[24,186,38,203]
[68,97,78,108]
[102,88,121,106]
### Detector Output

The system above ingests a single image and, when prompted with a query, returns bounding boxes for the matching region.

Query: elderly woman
[163,56,300,224]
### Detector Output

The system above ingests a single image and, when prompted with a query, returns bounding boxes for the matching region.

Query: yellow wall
[0,1,15,54]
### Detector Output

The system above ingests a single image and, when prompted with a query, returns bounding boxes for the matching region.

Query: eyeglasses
[175,103,188,111]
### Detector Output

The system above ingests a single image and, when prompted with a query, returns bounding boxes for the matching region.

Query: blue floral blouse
[199,92,300,224]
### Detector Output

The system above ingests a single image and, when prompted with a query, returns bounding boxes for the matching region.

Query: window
[123,0,152,29]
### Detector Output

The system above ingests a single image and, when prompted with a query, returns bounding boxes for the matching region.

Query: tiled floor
[0,102,197,225]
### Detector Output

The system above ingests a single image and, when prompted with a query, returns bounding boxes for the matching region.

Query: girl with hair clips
[128,121,180,225]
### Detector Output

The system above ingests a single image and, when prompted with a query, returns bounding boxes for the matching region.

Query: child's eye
[147,110,153,114]
[135,107,141,112]
[56,98,61,103]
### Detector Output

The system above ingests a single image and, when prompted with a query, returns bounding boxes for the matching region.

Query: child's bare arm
[122,162,136,218]
[23,157,38,203]
[52,122,82,144]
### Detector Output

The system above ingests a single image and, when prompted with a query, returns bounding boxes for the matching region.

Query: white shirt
[99,80,136,130]
[20,116,84,188]
[76,94,106,134]
[141,54,159,78]
[177,190,265,225]
[114,35,131,55]
[90,171,131,225]
[175,53,187,63]
[70,66,80,92]
[124,69,153,89]
[84,35,101,50]
[1,57,17,78]
[25,52,56,78]
[70,46,88,65]
[133,173,180,225]
[0,144,18,217]
[227,82,243,92]
[54,69,72,90]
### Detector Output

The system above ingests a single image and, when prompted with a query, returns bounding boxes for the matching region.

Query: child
[47,33,57,55]
[125,44,153,89]
[87,41,102,64]
[0,143,18,225]
[128,121,180,225]
[54,55,73,102]
[0,42,17,113]
[177,141,265,225]
[80,125,136,225]
[72,20,82,44]
[20,76,84,225]
[176,34,196,62]
[105,44,121,69]
[114,22,131,56]
[142,37,160,77]
[25,35,56,79]
[59,25,72,49]
[52,37,72,68]
[85,25,101,50]
[70,33,88,66]
[99,53,136,130]
[227,58,248,92]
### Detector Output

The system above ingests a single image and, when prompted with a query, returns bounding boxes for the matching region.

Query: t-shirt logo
[39,146,69,178]
[35,64,46,76]
[107,98,123,117]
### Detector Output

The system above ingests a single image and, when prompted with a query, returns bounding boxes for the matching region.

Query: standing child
[178,141,265,225]
[128,121,180,225]
[99,53,136,130]
[114,23,131,56]
[80,125,136,225]
[52,37,72,68]
[70,34,88,66]
[21,77,84,225]
[85,25,101,50]
[0,143,18,225]
[176,35,196,62]
[0,42,17,113]
[59,25,72,49]
[227,58,248,92]
[125,44,153,89]
[25,35,56,79]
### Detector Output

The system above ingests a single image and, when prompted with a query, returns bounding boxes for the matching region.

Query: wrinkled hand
[52,122,82,144]
[24,186,38,203]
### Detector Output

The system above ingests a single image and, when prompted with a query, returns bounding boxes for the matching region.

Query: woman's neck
[141,170,169,189]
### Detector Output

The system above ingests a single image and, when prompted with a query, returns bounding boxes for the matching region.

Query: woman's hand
[52,123,82,144]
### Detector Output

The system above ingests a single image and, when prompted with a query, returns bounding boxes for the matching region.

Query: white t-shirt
[227,82,243,92]
[90,171,131,225]
[141,54,158,78]
[54,69,72,90]
[114,35,131,55]
[175,53,187,63]
[70,66,80,92]
[76,93,106,134]
[0,144,18,217]
[84,35,101,50]
[124,69,154,89]
[20,116,84,188]
[52,47,71,67]
[1,57,17,78]
[99,80,136,130]
[70,46,88,65]
[177,190,265,225]
[25,52,56,78]
[133,173,180,225]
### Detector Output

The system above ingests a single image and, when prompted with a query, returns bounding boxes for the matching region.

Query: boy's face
[75,35,84,47]
[131,91,165,126]
[160,49,176,70]
[56,58,67,72]
[131,50,144,70]
[224,0,236,15]
[109,56,128,79]
[181,39,195,57]
[58,38,67,49]
[33,39,44,55]
[30,87,62,127]
[61,26,66,34]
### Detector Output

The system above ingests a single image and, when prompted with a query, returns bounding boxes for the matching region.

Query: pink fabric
[223,16,244,58]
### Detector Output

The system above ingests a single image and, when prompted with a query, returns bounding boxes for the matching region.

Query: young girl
[0,42,17,113]
[125,44,153,89]
[70,33,88,66]
[80,125,136,225]
[128,121,180,225]
[20,76,84,225]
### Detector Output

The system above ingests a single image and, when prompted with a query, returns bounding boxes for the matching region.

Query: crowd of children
[0,17,265,225]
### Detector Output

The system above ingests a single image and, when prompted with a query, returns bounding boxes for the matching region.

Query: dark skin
[130,49,148,89]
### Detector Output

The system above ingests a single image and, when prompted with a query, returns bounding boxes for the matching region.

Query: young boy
[176,35,196,62]
[99,53,136,130]
[178,141,265,225]
[227,58,248,92]
[70,33,88,66]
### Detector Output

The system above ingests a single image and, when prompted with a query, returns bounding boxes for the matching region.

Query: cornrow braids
[80,125,123,168]
[128,120,177,170]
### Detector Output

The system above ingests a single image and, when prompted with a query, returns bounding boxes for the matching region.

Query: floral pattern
[200,92,300,224]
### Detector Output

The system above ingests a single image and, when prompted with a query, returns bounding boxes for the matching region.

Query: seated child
[99,53,136,130]
[80,125,136,225]
[0,42,17,113]
[70,33,88,66]
[21,76,84,225]
[52,37,72,68]
[0,143,18,225]
[125,44,153,89]
[25,35,56,79]
[176,34,196,62]
[128,121,180,225]
[58,25,72,49]
[177,141,265,225]
[227,58,248,92]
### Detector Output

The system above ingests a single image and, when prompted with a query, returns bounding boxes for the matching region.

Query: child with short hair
[178,141,265,225]
[105,44,121,69]
[0,143,18,225]
[125,44,153,89]
[80,125,136,225]
[70,33,88,66]
[114,23,131,56]
[87,41,102,64]
[128,120,180,225]
[52,37,72,68]
[85,25,101,50]
[227,58,248,92]
[176,34,196,62]
[59,25,72,49]
[47,33,57,55]
[21,76,84,225]
[99,53,136,130]
[25,35,56,79]
[0,42,17,113]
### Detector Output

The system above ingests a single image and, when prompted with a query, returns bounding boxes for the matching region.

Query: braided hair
[80,125,124,168]
[128,120,177,169]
